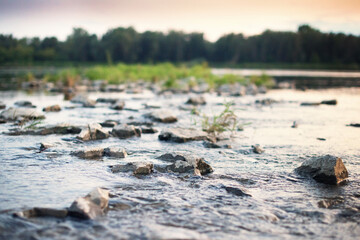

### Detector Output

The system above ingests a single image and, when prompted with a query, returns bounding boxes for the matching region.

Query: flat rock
[0,102,6,109]
[104,147,127,158]
[157,152,213,176]
[6,124,82,136]
[68,188,109,219]
[111,162,153,175]
[73,147,104,159]
[14,207,68,219]
[158,128,208,143]
[77,123,109,141]
[96,98,118,104]
[112,124,141,139]
[1,107,45,120]
[43,104,61,112]
[300,102,321,106]
[186,96,206,105]
[295,155,348,185]
[141,127,158,134]
[347,123,360,128]
[224,186,251,197]
[110,100,125,110]
[145,110,177,123]
[100,120,119,128]
[321,99,337,105]
[14,100,35,108]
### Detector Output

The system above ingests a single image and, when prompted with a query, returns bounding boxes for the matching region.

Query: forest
[1,25,360,68]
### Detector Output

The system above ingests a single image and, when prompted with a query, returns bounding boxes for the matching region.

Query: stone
[43,104,61,112]
[252,144,264,154]
[145,110,177,123]
[203,141,232,149]
[14,101,35,108]
[317,198,343,208]
[300,102,321,106]
[291,121,298,128]
[104,147,127,158]
[255,98,277,106]
[0,101,6,109]
[295,155,348,185]
[157,152,213,176]
[224,186,251,197]
[347,123,360,128]
[186,96,206,105]
[158,128,208,143]
[73,147,104,159]
[246,84,258,95]
[6,124,82,136]
[141,127,158,134]
[68,188,109,219]
[40,142,54,151]
[112,124,141,139]
[110,100,125,110]
[14,208,68,219]
[71,95,96,108]
[321,99,337,105]
[96,98,117,104]
[77,123,109,141]
[111,162,153,175]
[0,107,45,120]
[144,102,161,109]
[100,120,119,128]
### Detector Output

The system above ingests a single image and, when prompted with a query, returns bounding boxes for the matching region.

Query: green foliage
[250,74,275,88]
[202,102,238,135]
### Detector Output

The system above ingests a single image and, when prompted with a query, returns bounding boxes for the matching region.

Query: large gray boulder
[158,128,208,143]
[295,155,349,185]
[77,123,109,141]
[0,107,45,120]
[145,110,177,123]
[112,124,141,139]
[157,152,213,176]
[68,188,109,219]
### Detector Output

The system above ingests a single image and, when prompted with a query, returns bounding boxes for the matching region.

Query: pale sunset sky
[0,0,359,41]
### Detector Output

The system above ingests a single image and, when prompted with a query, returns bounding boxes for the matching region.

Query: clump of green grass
[250,73,275,88]
[202,102,238,135]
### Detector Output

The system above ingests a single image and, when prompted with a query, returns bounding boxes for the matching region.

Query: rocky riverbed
[0,87,359,239]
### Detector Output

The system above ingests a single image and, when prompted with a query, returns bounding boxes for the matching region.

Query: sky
[0,0,359,42]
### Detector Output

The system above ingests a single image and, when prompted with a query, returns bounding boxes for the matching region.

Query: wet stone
[100,120,119,128]
[255,98,277,106]
[111,162,153,175]
[224,186,251,197]
[252,144,264,154]
[110,100,125,110]
[321,99,337,105]
[145,110,177,123]
[0,107,45,120]
[141,126,158,134]
[77,123,109,141]
[68,188,109,220]
[347,123,360,128]
[40,142,54,151]
[158,128,208,143]
[71,95,96,108]
[104,147,127,158]
[96,98,118,104]
[14,207,68,219]
[157,152,213,176]
[300,102,321,106]
[186,96,206,105]
[0,101,6,109]
[43,104,61,112]
[73,147,104,159]
[14,100,35,108]
[318,198,344,208]
[112,124,141,139]
[295,155,349,185]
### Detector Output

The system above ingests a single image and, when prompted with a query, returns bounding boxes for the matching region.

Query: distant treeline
[1,25,360,67]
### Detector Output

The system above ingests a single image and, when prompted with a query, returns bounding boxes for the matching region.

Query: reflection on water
[0,88,359,239]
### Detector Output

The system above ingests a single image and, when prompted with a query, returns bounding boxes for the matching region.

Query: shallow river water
[0,88,359,239]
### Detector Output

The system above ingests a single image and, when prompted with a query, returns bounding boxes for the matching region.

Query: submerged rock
[252,144,264,154]
[0,101,6,109]
[73,147,104,159]
[145,110,177,123]
[321,99,337,105]
[96,98,117,104]
[0,107,45,120]
[347,123,360,128]
[104,147,127,158]
[110,100,125,110]
[186,96,206,105]
[14,101,35,108]
[14,207,68,219]
[39,142,54,151]
[100,120,119,128]
[300,102,321,106]
[255,98,277,106]
[77,123,109,141]
[158,128,208,143]
[224,186,251,197]
[157,152,213,176]
[43,104,61,112]
[68,188,109,219]
[112,124,141,139]
[295,155,349,185]
[71,95,96,108]
[141,126,158,134]
[6,124,82,136]
[111,162,153,175]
